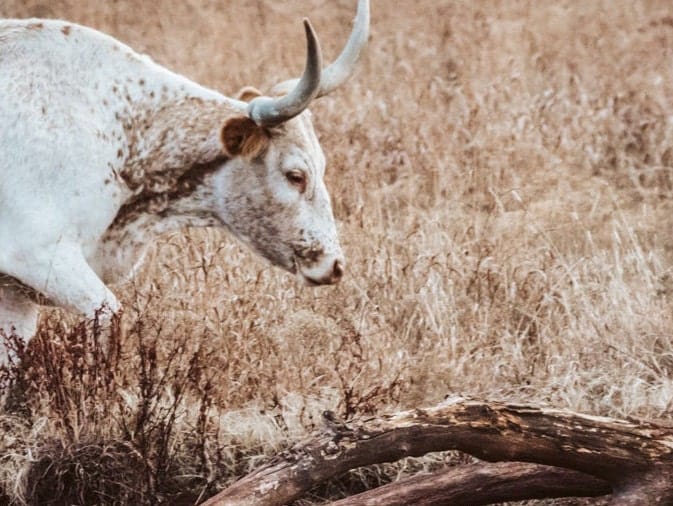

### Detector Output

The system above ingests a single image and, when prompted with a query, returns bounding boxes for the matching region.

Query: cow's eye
[285,170,307,193]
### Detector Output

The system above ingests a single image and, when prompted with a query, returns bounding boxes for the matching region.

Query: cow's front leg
[7,241,121,327]
[0,285,39,367]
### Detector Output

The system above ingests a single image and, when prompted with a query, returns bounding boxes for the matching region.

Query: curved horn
[316,0,370,97]
[272,0,370,99]
[247,20,323,127]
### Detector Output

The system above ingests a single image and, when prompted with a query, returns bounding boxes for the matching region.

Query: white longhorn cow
[0,0,369,363]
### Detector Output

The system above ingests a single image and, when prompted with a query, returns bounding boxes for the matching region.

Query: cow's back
[0,19,170,261]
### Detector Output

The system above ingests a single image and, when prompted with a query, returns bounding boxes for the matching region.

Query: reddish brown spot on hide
[61,25,71,36]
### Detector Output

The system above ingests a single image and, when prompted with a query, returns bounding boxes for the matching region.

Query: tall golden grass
[1,0,673,504]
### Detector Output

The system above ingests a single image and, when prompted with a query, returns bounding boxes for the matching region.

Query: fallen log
[330,462,610,506]
[202,396,673,506]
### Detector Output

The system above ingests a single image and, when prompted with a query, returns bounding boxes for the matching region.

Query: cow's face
[212,110,344,286]
[208,0,368,285]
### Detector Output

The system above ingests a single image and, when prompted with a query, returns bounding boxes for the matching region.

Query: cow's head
[212,0,368,286]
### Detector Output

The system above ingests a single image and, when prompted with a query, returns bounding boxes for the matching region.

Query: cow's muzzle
[298,257,345,286]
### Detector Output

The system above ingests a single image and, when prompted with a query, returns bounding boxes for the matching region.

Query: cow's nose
[299,256,345,286]
[332,259,344,282]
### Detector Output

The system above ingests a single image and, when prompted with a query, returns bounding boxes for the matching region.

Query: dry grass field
[1,0,673,504]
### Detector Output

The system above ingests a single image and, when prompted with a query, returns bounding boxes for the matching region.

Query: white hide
[0,19,345,358]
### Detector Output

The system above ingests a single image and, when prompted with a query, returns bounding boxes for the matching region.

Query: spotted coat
[0,18,345,363]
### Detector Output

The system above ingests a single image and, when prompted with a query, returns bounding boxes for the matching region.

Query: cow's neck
[98,94,240,281]
[119,95,239,192]
[99,167,226,283]
[113,93,243,230]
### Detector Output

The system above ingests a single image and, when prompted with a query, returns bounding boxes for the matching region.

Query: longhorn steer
[0,0,369,364]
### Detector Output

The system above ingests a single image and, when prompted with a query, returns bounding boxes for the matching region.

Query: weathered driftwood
[202,396,673,506]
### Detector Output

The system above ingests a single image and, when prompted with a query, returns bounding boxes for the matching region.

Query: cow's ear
[235,86,263,103]
[220,116,270,158]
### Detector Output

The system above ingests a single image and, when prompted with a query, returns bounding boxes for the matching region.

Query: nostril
[332,260,344,281]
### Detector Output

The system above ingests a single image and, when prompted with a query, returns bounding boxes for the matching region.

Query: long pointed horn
[248,20,323,127]
[272,0,370,99]
[316,0,370,97]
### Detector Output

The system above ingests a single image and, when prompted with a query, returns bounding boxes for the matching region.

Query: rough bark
[202,396,673,506]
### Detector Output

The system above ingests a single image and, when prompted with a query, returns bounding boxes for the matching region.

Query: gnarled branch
[203,396,673,506]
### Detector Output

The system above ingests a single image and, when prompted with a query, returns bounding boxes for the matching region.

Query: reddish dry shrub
[1,312,234,505]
